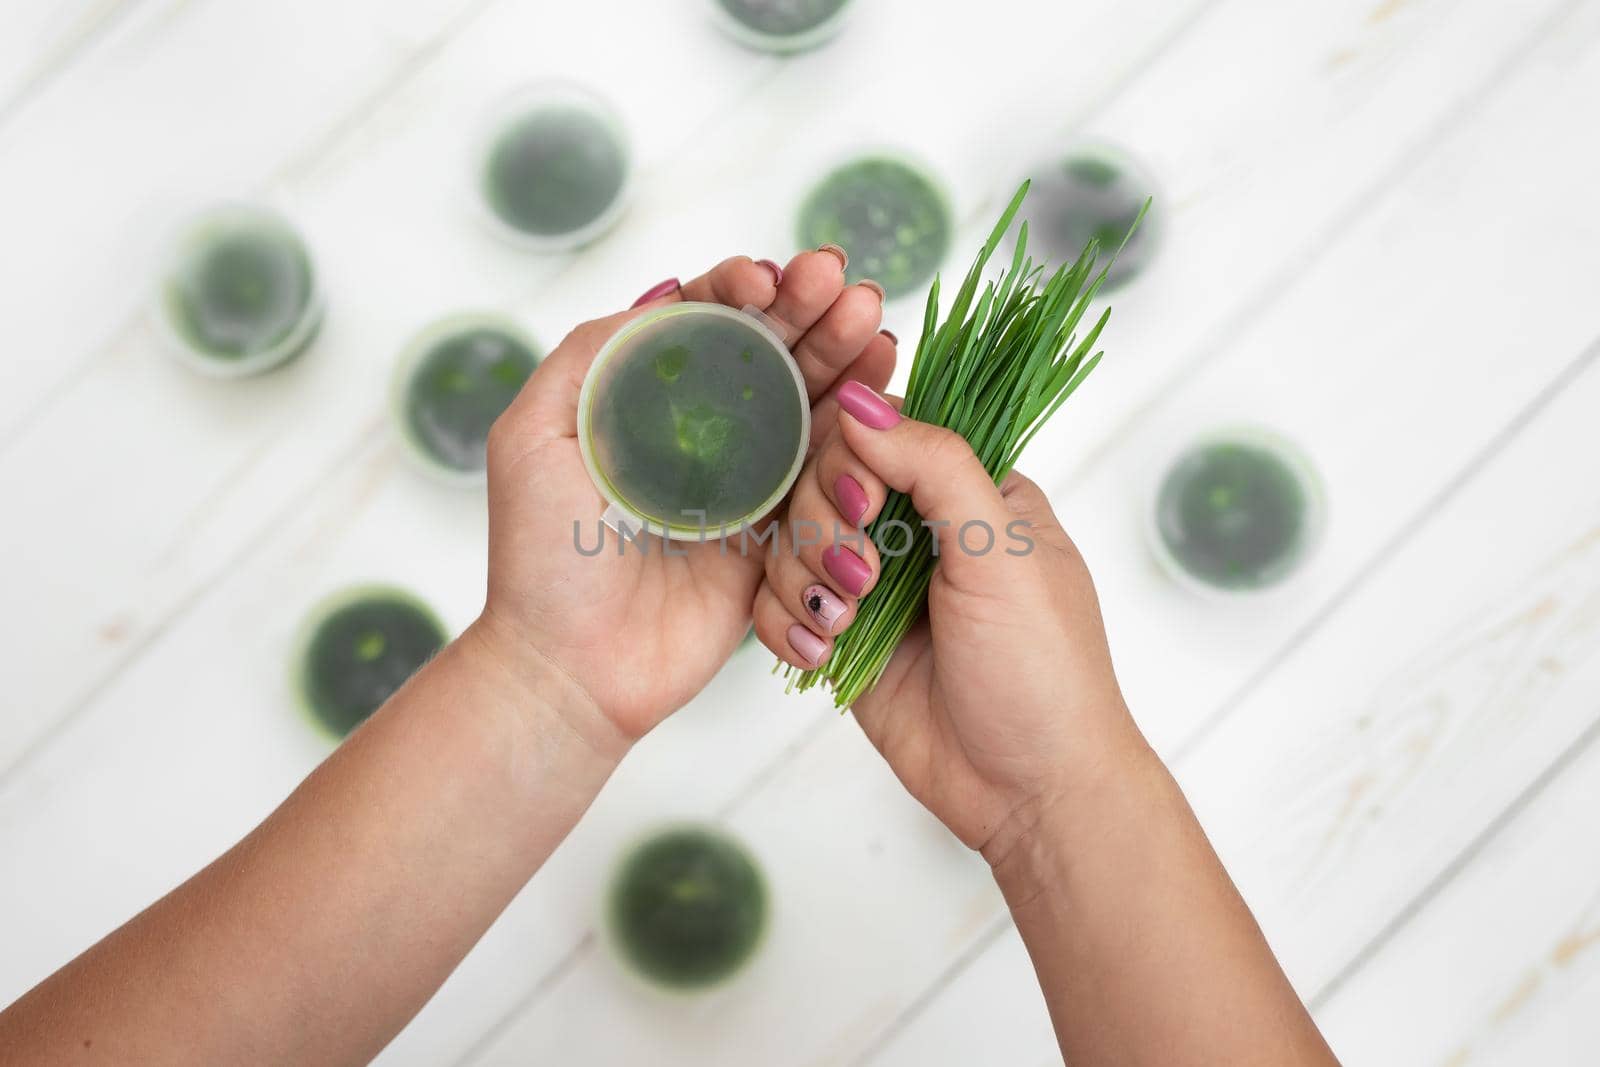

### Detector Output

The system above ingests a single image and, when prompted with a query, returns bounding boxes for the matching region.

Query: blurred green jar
[393,313,542,485]
[711,0,854,53]
[158,203,322,376]
[579,302,809,538]
[1150,429,1325,593]
[796,155,952,300]
[1020,142,1160,290]
[605,825,768,991]
[476,84,631,251]
[295,587,447,738]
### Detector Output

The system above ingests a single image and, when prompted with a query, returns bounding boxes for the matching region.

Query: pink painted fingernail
[837,381,899,430]
[631,278,680,308]
[802,584,847,634]
[835,474,870,526]
[823,544,872,596]
[858,279,887,303]
[757,258,784,286]
[818,243,849,270]
[788,623,828,666]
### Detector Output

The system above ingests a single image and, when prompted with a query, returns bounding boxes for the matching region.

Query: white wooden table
[3,1,1599,1063]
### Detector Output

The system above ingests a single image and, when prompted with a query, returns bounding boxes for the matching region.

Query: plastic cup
[293,586,448,739]
[1147,426,1327,595]
[155,202,323,377]
[601,823,769,993]
[391,311,542,486]
[795,153,953,300]
[577,302,810,541]
[473,82,632,252]
[709,0,854,53]
[1017,141,1162,291]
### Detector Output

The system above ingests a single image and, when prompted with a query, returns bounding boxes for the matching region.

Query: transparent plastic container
[1146,426,1327,596]
[795,152,953,300]
[709,0,855,54]
[1016,141,1162,291]
[390,311,542,486]
[577,302,810,541]
[292,585,448,740]
[599,822,769,995]
[155,202,323,377]
[472,82,632,252]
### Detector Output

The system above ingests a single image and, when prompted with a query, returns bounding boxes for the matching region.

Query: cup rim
[576,301,812,542]
[597,820,771,996]
[389,310,544,488]
[469,80,634,254]
[707,0,856,54]
[152,201,324,378]
[1144,423,1328,598]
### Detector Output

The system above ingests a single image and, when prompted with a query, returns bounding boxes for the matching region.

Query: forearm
[991,729,1339,1067]
[0,618,626,1065]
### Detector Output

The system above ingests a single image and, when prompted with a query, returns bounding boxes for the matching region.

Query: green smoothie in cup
[478,85,630,251]
[1152,430,1324,592]
[712,0,853,53]
[394,313,541,483]
[1021,143,1160,290]
[606,825,768,991]
[796,156,952,299]
[158,203,322,376]
[580,303,808,538]
[295,587,447,738]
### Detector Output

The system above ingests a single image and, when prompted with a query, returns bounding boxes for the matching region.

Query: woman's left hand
[474,251,895,748]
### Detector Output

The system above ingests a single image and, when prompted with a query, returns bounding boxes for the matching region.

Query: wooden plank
[0,0,136,125]
[1316,721,1600,1066]
[471,1,1600,1062]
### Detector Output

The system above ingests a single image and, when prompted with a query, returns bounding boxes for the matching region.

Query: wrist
[984,719,1168,912]
[459,609,633,768]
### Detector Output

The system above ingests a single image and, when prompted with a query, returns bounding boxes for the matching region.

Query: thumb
[834,382,1018,586]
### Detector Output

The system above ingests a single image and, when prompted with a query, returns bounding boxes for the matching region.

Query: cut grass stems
[783,180,1148,707]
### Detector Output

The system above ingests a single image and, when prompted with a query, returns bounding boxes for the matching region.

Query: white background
[2,0,1599,1063]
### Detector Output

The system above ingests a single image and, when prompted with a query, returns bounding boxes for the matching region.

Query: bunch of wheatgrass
[783,180,1145,707]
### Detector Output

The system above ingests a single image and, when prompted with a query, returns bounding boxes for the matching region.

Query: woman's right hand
[754,381,1149,866]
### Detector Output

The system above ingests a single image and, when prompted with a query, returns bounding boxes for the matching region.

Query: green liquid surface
[718,0,848,36]
[589,309,803,530]
[1022,148,1157,289]
[1155,441,1311,590]
[484,106,627,238]
[404,326,540,473]
[608,827,767,989]
[164,215,317,361]
[797,157,951,299]
[299,591,447,737]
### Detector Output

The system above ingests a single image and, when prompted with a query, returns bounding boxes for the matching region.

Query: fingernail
[823,544,872,596]
[756,258,784,286]
[631,278,680,308]
[835,474,870,526]
[788,623,829,667]
[818,243,849,270]
[858,279,887,303]
[837,380,899,430]
[802,584,847,634]
[879,328,898,346]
